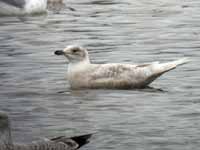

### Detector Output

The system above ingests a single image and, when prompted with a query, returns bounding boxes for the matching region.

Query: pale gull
[0,112,92,150]
[55,45,189,89]
[0,0,47,15]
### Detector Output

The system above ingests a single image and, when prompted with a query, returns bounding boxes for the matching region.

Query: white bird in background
[55,45,189,89]
[0,0,65,15]
[0,0,47,15]
[0,112,92,150]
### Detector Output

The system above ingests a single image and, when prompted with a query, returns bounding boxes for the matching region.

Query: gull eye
[72,49,79,53]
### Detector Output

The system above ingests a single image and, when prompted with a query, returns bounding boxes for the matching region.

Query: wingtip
[175,57,191,66]
[70,133,93,148]
[181,57,190,63]
[50,133,93,149]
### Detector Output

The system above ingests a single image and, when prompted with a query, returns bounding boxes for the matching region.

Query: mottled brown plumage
[0,112,92,150]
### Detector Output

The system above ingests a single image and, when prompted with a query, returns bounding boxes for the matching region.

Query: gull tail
[153,57,190,75]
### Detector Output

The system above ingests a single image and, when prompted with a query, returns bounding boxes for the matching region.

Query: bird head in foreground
[0,112,9,130]
[54,45,90,64]
[0,112,13,148]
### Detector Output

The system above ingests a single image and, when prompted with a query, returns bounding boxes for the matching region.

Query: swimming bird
[0,0,47,15]
[48,0,63,4]
[47,0,75,12]
[54,45,189,89]
[0,112,92,150]
[47,0,64,11]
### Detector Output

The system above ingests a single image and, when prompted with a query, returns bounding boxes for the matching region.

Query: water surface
[0,0,200,150]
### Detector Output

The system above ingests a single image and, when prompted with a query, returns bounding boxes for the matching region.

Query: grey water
[0,0,200,150]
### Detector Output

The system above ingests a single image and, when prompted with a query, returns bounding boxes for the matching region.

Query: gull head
[55,45,90,64]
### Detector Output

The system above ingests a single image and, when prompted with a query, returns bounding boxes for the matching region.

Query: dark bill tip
[54,50,64,55]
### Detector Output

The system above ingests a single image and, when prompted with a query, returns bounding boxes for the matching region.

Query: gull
[0,0,47,15]
[47,0,75,12]
[48,0,63,4]
[54,45,189,89]
[0,112,92,150]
